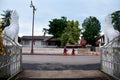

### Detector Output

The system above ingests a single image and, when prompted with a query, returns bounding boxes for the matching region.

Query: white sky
[0,0,120,37]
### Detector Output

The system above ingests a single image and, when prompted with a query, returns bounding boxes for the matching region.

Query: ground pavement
[15,53,114,80]
[17,70,113,80]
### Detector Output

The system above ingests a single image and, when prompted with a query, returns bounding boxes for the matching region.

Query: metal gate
[0,35,22,80]
[101,35,120,80]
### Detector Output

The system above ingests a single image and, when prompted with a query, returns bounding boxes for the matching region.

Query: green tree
[48,16,67,38]
[1,10,12,30]
[60,20,81,45]
[112,12,120,33]
[82,16,101,45]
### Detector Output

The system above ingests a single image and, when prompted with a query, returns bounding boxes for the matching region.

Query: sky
[0,0,120,37]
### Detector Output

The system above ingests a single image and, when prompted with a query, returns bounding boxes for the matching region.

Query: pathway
[16,55,114,80]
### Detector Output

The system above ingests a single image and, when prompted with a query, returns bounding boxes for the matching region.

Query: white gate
[0,35,22,80]
[101,35,120,80]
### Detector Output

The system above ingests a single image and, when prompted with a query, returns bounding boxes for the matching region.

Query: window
[24,40,30,45]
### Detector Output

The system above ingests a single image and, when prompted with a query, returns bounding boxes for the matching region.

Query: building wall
[22,40,48,48]
[22,40,31,47]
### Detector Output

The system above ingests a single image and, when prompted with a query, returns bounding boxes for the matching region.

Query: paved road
[22,55,101,70]
[17,55,114,80]
[22,55,100,64]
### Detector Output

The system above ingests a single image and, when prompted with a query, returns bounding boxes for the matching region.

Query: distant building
[21,36,60,48]
[100,34,105,46]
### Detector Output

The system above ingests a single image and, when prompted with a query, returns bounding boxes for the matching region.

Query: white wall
[22,40,48,48]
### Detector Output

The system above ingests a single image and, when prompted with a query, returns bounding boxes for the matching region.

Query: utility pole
[30,0,36,54]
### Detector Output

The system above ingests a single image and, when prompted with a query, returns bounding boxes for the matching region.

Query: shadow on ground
[22,63,100,70]
[15,63,115,80]
[17,77,107,80]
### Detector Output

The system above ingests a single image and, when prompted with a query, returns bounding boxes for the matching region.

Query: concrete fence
[22,47,91,55]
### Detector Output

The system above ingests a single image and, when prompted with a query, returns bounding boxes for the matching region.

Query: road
[22,55,101,70]
[17,55,114,80]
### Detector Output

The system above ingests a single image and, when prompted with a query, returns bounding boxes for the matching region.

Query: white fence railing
[0,35,22,80]
[101,35,120,80]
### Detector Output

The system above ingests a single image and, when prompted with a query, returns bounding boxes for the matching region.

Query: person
[81,38,86,48]
[95,40,100,47]
[90,40,99,55]
[63,46,67,55]
[71,48,75,56]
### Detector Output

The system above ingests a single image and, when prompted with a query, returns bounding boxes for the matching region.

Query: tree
[82,16,101,45]
[48,16,67,38]
[42,28,48,36]
[1,10,12,30]
[112,11,120,33]
[60,20,81,45]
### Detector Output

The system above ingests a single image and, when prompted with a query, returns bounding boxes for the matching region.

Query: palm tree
[42,28,48,37]
[1,10,12,30]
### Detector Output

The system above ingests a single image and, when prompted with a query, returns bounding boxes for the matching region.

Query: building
[99,34,105,46]
[21,36,51,48]
[21,36,61,48]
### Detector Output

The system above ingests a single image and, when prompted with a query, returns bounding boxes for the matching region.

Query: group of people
[81,38,100,52]
[63,38,100,56]
[63,47,76,56]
